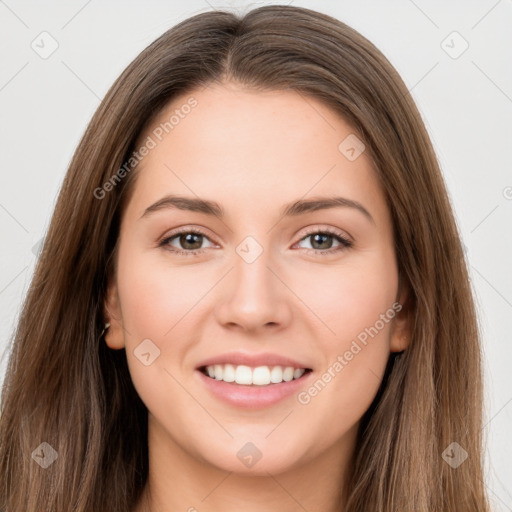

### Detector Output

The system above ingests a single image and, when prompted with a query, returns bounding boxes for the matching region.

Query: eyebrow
[139,194,375,224]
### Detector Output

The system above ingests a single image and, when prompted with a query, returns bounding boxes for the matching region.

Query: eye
[158,228,216,257]
[158,226,352,257]
[294,228,352,255]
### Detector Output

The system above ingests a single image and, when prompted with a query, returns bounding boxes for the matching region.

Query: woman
[0,5,490,511]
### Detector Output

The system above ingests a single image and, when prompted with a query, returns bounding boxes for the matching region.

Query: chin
[193,436,306,476]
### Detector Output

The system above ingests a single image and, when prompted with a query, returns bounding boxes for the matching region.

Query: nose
[215,248,292,333]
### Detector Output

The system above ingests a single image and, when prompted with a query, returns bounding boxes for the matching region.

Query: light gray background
[1,0,511,509]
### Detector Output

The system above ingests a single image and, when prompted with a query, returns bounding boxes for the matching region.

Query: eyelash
[158,226,353,257]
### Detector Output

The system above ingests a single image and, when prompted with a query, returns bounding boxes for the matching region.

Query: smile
[200,364,312,386]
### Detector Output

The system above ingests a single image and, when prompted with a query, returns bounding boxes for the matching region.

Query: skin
[104,81,411,512]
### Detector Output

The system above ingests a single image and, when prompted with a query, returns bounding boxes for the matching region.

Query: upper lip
[196,351,312,370]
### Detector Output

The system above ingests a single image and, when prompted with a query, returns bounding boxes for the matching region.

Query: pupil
[313,233,332,249]
[182,233,202,250]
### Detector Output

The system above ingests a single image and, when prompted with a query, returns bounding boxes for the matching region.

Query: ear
[103,278,125,350]
[389,281,413,353]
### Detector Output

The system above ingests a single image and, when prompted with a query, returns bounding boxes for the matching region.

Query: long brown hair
[0,5,489,511]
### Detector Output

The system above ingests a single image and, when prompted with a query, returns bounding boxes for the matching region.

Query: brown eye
[159,228,215,256]
[296,229,352,255]
[309,233,335,250]
[177,232,203,250]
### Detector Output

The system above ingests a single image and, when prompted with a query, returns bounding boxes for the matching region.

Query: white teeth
[282,367,294,382]
[234,365,252,385]
[252,366,271,385]
[203,364,308,385]
[294,368,305,379]
[270,366,283,383]
[223,364,235,382]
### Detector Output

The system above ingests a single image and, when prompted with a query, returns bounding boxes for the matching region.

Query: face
[104,81,410,476]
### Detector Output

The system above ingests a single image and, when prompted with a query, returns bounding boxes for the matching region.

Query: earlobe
[103,280,125,350]
[390,283,413,353]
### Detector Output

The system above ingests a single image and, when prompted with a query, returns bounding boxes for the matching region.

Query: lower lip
[196,370,313,409]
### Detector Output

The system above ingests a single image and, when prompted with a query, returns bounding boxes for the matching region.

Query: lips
[194,351,313,408]
[196,361,314,409]
[195,351,312,370]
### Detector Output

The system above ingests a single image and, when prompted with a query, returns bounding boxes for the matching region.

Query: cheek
[296,298,394,448]
[292,248,398,345]
[116,244,201,339]
[115,250,197,431]
[294,249,398,418]
[115,244,217,394]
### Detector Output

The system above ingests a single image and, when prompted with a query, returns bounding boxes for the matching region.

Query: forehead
[126,82,388,225]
